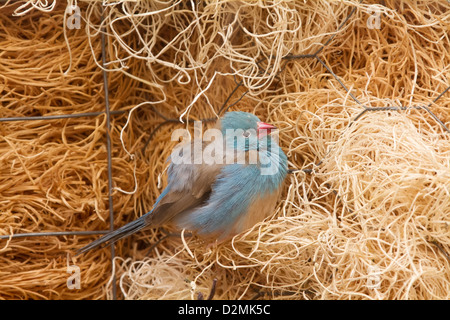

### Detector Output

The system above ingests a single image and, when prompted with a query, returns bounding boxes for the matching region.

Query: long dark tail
[76,216,148,255]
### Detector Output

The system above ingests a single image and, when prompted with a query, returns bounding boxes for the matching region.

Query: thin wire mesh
[0,3,120,299]
[0,0,449,299]
[100,6,117,301]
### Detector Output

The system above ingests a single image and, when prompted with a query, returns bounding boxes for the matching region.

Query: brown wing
[146,140,224,226]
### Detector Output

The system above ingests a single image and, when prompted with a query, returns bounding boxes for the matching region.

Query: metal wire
[0,110,125,123]
[100,6,117,300]
[0,4,121,300]
[0,230,109,240]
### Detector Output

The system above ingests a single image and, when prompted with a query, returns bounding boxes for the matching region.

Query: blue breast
[176,144,288,237]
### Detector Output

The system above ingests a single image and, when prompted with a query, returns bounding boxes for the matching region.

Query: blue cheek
[232,137,259,151]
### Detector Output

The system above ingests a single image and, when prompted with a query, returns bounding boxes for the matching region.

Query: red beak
[257,121,277,137]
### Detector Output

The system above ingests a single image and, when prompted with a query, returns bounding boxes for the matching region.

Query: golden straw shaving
[0,0,449,299]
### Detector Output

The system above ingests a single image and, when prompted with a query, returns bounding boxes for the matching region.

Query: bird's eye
[243,131,251,138]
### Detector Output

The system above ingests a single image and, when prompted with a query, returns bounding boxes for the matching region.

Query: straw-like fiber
[0,0,449,300]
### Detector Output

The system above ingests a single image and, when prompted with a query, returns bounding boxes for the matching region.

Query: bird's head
[220,111,277,151]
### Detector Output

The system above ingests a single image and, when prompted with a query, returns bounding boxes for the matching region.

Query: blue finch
[77,111,287,254]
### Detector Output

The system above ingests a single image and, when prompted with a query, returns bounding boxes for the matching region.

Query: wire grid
[0,5,120,299]
[0,1,449,300]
